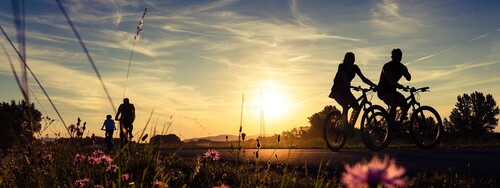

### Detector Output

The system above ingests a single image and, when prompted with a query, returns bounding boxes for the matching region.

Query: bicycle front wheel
[323,111,347,152]
[361,105,390,151]
[409,106,444,149]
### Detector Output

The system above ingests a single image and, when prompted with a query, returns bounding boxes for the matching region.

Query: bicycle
[324,86,389,152]
[362,86,444,150]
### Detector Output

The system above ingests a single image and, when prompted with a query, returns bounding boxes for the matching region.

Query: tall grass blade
[137,105,155,143]
[123,8,148,98]
[2,44,28,101]
[55,0,117,113]
[1,25,70,135]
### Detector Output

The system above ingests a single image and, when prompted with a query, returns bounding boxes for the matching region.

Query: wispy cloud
[469,33,488,42]
[369,0,426,36]
[289,0,310,27]
[406,33,490,65]
[108,0,122,26]
[411,61,497,83]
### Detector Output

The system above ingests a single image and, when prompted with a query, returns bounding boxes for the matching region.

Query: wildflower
[152,180,167,188]
[342,156,407,188]
[74,178,90,187]
[142,134,149,142]
[241,133,246,141]
[134,8,148,40]
[87,156,101,165]
[99,155,113,165]
[43,153,53,162]
[94,185,104,188]
[93,149,105,157]
[213,184,231,188]
[204,149,221,161]
[122,173,130,181]
[73,154,87,164]
[69,124,77,133]
[106,164,119,172]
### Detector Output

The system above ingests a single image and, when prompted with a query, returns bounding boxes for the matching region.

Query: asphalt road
[161,147,500,177]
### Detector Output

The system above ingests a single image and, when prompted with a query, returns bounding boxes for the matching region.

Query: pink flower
[342,156,408,188]
[152,180,167,187]
[99,155,113,164]
[213,184,231,188]
[203,149,221,161]
[73,154,87,164]
[74,178,90,187]
[122,173,130,181]
[106,164,119,172]
[43,153,53,162]
[94,185,104,188]
[93,149,105,157]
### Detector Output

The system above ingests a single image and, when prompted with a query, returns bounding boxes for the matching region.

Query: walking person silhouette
[115,98,135,145]
[377,48,411,128]
[329,52,377,137]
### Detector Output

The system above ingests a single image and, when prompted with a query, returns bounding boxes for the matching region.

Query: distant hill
[183,134,274,142]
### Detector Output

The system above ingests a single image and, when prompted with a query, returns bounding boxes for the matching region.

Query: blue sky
[1,0,499,139]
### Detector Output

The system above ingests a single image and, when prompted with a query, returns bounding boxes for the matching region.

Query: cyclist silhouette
[115,98,135,140]
[329,52,377,136]
[101,114,116,151]
[377,48,411,122]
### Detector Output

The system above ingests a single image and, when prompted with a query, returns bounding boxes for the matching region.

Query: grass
[1,138,499,187]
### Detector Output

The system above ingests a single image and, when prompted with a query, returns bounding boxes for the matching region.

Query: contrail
[406,33,489,66]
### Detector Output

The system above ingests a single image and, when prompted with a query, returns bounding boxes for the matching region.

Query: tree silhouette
[0,100,42,151]
[307,105,341,137]
[150,134,182,146]
[447,92,499,138]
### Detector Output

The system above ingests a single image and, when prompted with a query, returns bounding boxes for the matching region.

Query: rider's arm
[354,65,377,87]
[402,66,411,81]
[101,121,106,130]
[131,105,136,121]
[115,105,122,120]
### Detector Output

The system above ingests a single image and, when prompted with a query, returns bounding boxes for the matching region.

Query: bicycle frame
[394,87,429,125]
[348,86,376,125]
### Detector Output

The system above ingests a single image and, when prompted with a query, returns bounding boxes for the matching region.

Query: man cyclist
[377,48,411,127]
[115,98,135,140]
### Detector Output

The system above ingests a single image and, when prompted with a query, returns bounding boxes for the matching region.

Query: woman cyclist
[329,52,377,136]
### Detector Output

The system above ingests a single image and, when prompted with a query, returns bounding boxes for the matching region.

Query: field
[1,138,499,187]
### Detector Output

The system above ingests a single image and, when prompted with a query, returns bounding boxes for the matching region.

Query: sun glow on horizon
[253,80,290,119]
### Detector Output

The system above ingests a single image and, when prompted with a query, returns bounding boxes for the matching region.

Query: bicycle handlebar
[400,86,430,93]
[350,86,377,92]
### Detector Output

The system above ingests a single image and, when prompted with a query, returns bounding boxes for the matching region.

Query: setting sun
[253,81,290,119]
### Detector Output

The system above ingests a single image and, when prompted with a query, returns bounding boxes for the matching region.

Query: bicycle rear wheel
[409,106,443,149]
[361,105,390,151]
[323,111,347,152]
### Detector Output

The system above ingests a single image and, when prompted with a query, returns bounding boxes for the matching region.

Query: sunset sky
[1,0,499,139]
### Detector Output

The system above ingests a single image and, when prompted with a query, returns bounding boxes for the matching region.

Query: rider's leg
[345,93,359,137]
[127,123,134,138]
[382,92,399,131]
